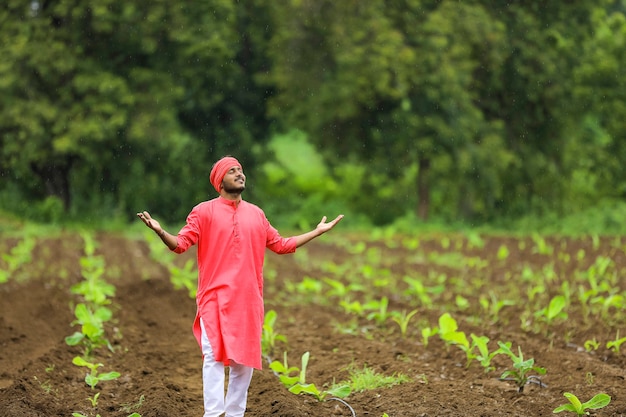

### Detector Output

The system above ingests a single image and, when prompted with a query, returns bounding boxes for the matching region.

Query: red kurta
[172,197,296,369]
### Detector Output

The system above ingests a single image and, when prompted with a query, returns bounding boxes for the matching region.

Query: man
[137,155,343,417]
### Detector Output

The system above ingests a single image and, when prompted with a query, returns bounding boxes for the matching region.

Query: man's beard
[223,183,245,194]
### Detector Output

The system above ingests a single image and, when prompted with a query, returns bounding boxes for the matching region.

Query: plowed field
[1,231,624,416]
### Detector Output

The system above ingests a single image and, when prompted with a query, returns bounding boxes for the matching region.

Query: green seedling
[421,326,438,348]
[269,352,301,388]
[606,330,626,353]
[364,296,391,326]
[438,313,469,349]
[390,309,418,338]
[553,392,611,416]
[583,338,600,352]
[344,364,411,392]
[119,395,145,413]
[471,334,506,373]
[455,295,470,310]
[65,303,113,356]
[261,310,287,357]
[70,269,115,306]
[0,236,36,283]
[535,294,568,327]
[480,291,515,324]
[72,356,120,390]
[168,259,198,298]
[531,233,553,255]
[287,352,351,401]
[497,341,546,393]
[323,277,365,298]
[339,299,365,316]
[497,244,509,260]
[402,276,434,308]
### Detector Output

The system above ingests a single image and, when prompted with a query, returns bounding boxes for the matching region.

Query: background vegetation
[1,0,625,234]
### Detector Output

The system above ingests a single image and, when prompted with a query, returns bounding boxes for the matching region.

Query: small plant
[480,291,515,324]
[0,236,37,283]
[269,351,301,388]
[344,364,411,393]
[471,335,506,373]
[390,309,418,338]
[553,392,611,416]
[261,309,287,357]
[421,326,438,348]
[583,338,600,352]
[168,259,198,298]
[287,352,351,401]
[271,352,351,401]
[606,330,626,353]
[497,341,546,393]
[65,303,114,356]
[438,313,469,349]
[364,296,391,326]
[72,356,121,391]
[119,395,146,414]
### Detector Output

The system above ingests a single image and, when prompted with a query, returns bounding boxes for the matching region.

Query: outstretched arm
[137,211,178,250]
[291,214,344,248]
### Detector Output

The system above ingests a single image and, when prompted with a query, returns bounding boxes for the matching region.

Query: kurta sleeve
[265,222,296,254]
[173,205,201,254]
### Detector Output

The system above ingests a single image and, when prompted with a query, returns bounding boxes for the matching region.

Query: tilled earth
[0,231,625,416]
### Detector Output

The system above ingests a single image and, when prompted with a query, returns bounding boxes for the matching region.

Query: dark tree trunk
[31,161,72,211]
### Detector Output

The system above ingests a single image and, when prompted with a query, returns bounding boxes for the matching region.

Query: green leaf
[71,356,91,368]
[98,371,121,381]
[553,403,577,413]
[438,313,458,334]
[85,373,98,388]
[326,384,351,399]
[65,332,84,346]
[582,393,611,410]
[288,383,323,400]
[299,352,310,384]
[563,392,583,412]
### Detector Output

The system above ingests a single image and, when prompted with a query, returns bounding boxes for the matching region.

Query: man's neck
[220,191,242,202]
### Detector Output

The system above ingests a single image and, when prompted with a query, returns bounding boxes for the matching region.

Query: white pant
[200,318,254,417]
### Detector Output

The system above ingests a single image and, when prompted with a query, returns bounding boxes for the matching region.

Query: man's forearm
[157,228,178,250]
[293,229,323,248]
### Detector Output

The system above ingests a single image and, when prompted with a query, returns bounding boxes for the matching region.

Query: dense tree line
[1,0,625,227]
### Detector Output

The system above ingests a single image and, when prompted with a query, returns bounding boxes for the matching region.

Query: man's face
[221,165,246,194]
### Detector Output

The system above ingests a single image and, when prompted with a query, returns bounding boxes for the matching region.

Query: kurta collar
[217,195,243,208]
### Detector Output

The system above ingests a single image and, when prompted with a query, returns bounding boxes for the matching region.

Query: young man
[137,155,343,417]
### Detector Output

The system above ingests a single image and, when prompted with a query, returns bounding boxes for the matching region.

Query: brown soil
[0,231,624,416]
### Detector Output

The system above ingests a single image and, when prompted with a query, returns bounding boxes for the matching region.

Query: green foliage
[1,0,626,232]
[270,352,351,401]
[390,309,419,338]
[0,235,36,283]
[553,392,611,416]
[534,295,568,327]
[261,310,287,357]
[71,356,120,390]
[344,364,411,393]
[498,342,547,393]
[65,303,113,356]
[168,259,198,299]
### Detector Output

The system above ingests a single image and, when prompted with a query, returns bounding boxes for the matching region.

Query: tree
[265,0,509,222]
[0,0,269,221]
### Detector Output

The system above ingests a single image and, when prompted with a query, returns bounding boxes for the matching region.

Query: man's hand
[137,211,163,234]
[316,214,344,235]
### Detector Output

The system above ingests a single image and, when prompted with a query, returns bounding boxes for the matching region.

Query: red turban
[210,156,242,193]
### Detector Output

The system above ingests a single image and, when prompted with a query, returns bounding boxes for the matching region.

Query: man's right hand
[137,211,163,234]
